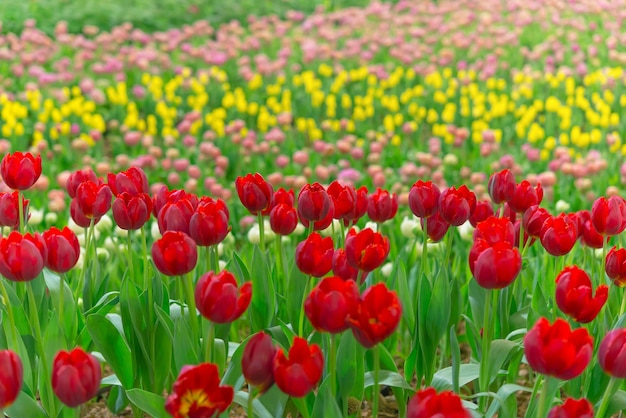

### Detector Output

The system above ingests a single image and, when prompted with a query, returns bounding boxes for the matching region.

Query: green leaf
[249,246,276,331]
[606,389,626,417]
[363,370,414,391]
[450,325,461,393]
[221,334,255,390]
[5,391,48,418]
[107,385,129,414]
[126,389,168,418]
[488,339,521,386]
[258,384,289,418]
[83,291,119,316]
[485,384,533,418]
[336,331,358,400]
[173,316,197,372]
[431,364,480,392]
[231,391,274,418]
[43,269,77,340]
[312,376,343,417]
[86,314,133,388]
[394,264,415,334]
[153,314,173,393]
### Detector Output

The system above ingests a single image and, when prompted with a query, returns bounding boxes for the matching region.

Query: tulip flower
[488,169,516,204]
[523,317,593,380]
[522,205,551,238]
[52,348,101,407]
[263,187,294,216]
[606,246,626,287]
[420,211,449,242]
[408,180,440,218]
[273,337,323,398]
[0,350,22,409]
[598,328,626,378]
[66,168,98,199]
[112,192,152,231]
[0,231,46,281]
[0,152,42,191]
[342,186,368,226]
[157,198,195,235]
[473,216,515,246]
[367,188,398,223]
[579,213,605,249]
[344,227,390,272]
[304,276,359,333]
[332,248,363,283]
[295,232,333,277]
[540,214,578,256]
[165,363,234,418]
[299,202,335,232]
[151,231,197,276]
[242,331,277,394]
[348,283,402,348]
[107,166,150,196]
[74,180,112,219]
[194,270,252,324]
[42,227,80,273]
[327,180,356,220]
[555,266,608,323]
[235,173,273,215]
[297,182,331,223]
[407,387,471,418]
[469,200,494,227]
[152,186,198,218]
[470,239,521,289]
[189,198,230,246]
[0,191,28,229]
[547,398,593,418]
[438,185,476,226]
[269,203,298,235]
[508,180,543,213]
[70,199,101,228]
[591,196,626,236]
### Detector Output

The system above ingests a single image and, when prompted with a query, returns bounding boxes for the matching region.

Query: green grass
[0,0,377,35]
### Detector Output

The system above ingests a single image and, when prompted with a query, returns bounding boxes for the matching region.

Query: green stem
[275,237,284,296]
[17,191,24,233]
[127,230,135,283]
[58,273,65,343]
[597,377,620,418]
[77,219,95,303]
[140,227,149,292]
[524,373,542,418]
[620,290,626,319]
[257,213,265,252]
[0,280,18,348]
[212,245,220,273]
[339,220,346,247]
[26,282,56,418]
[183,273,200,351]
[329,333,337,397]
[205,321,214,364]
[479,289,496,411]
[372,345,380,418]
[422,217,429,279]
[247,389,254,418]
[536,376,555,418]
[299,276,312,337]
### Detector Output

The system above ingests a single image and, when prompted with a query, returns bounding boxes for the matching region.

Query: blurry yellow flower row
[0,64,625,158]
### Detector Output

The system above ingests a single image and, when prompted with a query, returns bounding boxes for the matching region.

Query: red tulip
[469,200,494,227]
[157,198,195,235]
[502,202,517,223]
[42,227,80,274]
[267,188,294,211]
[488,169,516,204]
[295,233,334,277]
[420,211,449,242]
[598,328,626,378]
[151,231,197,276]
[408,180,440,218]
[473,216,515,246]
[332,248,364,283]
[470,239,521,289]
[75,180,112,219]
[165,363,234,418]
[579,215,606,249]
[0,231,46,281]
[0,152,42,191]
[297,183,331,223]
[344,227,390,272]
[606,246,626,287]
[407,387,471,418]
[438,185,476,226]
[540,214,578,256]
[0,191,28,229]
[273,337,323,398]
[152,186,198,218]
[327,180,356,220]
[107,166,149,196]
[52,348,101,407]
[269,203,298,236]
[299,202,335,231]
[236,173,273,215]
[69,199,101,228]
[555,266,608,323]
[509,180,543,213]
[112,192,152,231]
[522,205,551,238]
[591,196,626,236]
[195,270,252,324]
[523,317,593,380]
[305,276,359,333]
[66,169,97,199]
[547,398,593,418]
[189,198,230,246]
[342,186,368,226]
[367,188,398,223]
[348,283,402,348]
[0,350,22,409]
[242,332,276,394]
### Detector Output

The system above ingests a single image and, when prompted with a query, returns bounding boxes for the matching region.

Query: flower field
[1,0,626,417]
